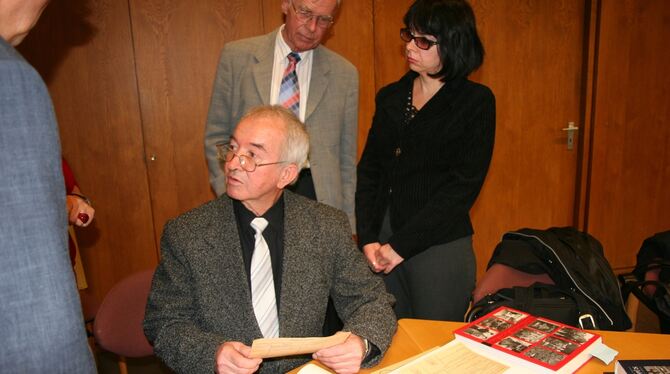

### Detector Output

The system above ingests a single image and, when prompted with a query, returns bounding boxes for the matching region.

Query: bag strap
[521,283,598,329]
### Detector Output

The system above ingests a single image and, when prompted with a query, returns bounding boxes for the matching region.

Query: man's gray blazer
[144,192,396,373]
[204,29,359,229]
[0,39,95,373]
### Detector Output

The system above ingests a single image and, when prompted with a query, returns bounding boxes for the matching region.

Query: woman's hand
[66,191,95,227]
[363,242,383,273]
[376,244,404,274]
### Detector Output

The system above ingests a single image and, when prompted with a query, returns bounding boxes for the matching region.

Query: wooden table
[290,319,670,373]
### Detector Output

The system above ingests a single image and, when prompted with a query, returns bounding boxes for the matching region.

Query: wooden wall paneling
[576,0,599,230]
[373,0,414,92]
[262,0,284,31]
[18,0,158,303]
[468,0,587,278]
[585,0,670,270]
[324,1,375,158]
[128,0,266,246]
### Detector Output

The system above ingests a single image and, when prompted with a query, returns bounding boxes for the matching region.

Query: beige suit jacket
[204,29,359,229]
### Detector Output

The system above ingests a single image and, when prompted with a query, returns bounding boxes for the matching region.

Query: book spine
[454,334,553,374]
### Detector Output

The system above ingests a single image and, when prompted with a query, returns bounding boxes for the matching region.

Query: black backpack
[468,227,632,331]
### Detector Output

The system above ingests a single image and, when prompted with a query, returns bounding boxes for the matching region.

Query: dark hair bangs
[403,3,443,39]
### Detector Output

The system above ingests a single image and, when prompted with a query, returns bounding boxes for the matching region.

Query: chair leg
[625,292,640,331]
[118,356,128,374]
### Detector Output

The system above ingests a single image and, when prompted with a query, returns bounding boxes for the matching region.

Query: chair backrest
[93,269,154,358]
[472,263,554,304]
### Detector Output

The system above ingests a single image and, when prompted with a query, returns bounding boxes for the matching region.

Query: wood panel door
[372,0,589,278]
[584,0,670,270]
[470,0,588,276]
[18,0,158,303]
[128,0,268,245]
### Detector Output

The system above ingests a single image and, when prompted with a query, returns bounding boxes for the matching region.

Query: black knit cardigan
[356,71,496,259]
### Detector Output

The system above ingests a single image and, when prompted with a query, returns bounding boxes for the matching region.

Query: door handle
[562,122,579,150]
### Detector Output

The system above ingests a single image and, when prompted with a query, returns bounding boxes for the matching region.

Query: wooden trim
[575,0,601,230]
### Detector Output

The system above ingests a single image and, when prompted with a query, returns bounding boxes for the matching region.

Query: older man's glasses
[400,28,439,50]
[290,0,334,28]
[216,143,286,172]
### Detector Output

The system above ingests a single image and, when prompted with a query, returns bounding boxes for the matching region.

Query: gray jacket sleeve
[0,44,95,373]
[204,47,236,196]
[143,220,225,373]
[327,209,397,367]
[340,68,359,231]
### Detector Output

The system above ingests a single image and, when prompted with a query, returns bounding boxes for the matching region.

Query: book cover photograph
[454,306,602,373]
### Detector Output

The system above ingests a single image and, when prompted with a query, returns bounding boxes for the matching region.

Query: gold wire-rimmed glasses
[216,143,287,172]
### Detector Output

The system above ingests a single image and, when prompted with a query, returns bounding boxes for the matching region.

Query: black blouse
[356,71,496,259]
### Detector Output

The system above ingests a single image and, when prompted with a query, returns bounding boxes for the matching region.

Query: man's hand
[313,333,366,374]
[215,342,262,374]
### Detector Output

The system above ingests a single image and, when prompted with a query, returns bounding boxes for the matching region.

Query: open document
[250,331,351,359]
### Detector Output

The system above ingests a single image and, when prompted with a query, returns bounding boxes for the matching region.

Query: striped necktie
[250,217,279,338]
[279,52,301,117]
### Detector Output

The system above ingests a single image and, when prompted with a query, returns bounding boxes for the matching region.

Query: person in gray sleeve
[0,1,96,372]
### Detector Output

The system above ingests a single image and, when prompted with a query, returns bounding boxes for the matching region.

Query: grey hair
[291,0,342,10]
[240,105,310,178]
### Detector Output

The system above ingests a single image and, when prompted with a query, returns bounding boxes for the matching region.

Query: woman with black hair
[356,0,495,321]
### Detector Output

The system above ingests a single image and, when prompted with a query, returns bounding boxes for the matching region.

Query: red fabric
[62,157,79,265]
[472,263,555,304]
[62,157,78,194]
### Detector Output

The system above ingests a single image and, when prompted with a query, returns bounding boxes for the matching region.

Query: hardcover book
[615,359,670,374]
[454,306,602,373]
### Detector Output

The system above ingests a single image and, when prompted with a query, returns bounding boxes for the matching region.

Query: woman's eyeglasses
[400,28,439,50]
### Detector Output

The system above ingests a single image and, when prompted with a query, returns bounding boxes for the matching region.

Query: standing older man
[204,0,358,231]
[0,1,95,372]
[146,106,395,374]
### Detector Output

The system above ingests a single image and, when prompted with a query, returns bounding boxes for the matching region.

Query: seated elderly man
[144,105,396,374]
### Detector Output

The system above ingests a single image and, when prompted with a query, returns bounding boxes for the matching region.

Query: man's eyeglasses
[400,28,439,50]
[216,143,286,172]
[290,0,335,29]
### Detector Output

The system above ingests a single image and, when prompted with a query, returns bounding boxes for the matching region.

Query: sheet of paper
[371,346,440,374]
[590,341,618,364]
[388,340,509,374]
[250,331,351,359]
